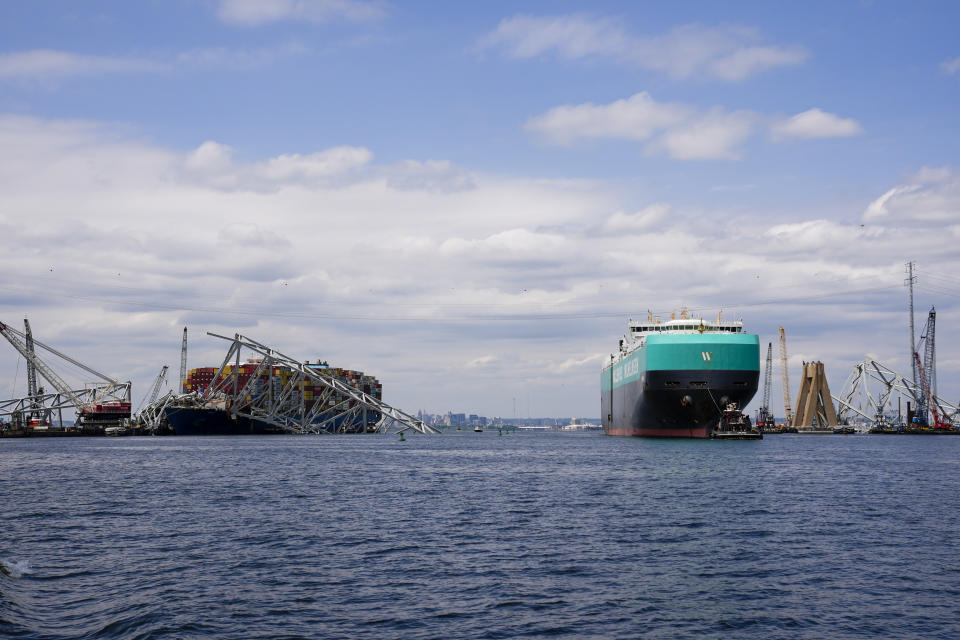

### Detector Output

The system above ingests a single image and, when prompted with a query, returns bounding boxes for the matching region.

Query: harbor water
[2,432,959,639]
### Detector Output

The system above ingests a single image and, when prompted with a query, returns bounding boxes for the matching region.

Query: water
[1,432,959,639]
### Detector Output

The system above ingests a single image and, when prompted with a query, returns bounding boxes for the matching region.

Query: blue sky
[1,1,959,420]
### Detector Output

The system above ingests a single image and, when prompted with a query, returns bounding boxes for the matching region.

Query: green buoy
[398,432,406,441]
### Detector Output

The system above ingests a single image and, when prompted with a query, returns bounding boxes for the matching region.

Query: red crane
[913,351,951,430]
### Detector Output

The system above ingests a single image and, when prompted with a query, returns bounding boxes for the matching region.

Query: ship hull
[164,407,285,436]
[602,369,759,437]
[602,333,760,438]
[163,406,379,435]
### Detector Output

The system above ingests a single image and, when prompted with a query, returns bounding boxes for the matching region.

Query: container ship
[601,310,760,437]
[164,360,382,435]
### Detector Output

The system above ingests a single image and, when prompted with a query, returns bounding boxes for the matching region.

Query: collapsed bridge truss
[176,333,438,435]
[833,358,959,428]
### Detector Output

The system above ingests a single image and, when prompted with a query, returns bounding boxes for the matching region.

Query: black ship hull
[163,407,286,436]
[602,369,759,438]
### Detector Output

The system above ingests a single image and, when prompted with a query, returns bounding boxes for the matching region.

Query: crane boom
[179,327,188,394]
[137,365,169,411]
[914,351,943,428]
[0,321,84,407]
[24,319,38,400]
[779,327,793,425]
[762,342,773,412]
[923,307,936,399]
[0,322,116,384]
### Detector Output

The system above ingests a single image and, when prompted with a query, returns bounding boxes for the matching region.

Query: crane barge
[0,319,131,435]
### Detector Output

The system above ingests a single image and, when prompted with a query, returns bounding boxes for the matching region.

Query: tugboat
[710,403,763,439]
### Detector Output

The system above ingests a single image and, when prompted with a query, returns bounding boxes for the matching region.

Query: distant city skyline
[1,2,958,418]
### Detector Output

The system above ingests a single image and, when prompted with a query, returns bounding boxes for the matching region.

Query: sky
[1,0,959,421]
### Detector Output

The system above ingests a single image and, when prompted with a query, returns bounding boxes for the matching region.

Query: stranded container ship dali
[163,360,382,435]
[602,310,760,438]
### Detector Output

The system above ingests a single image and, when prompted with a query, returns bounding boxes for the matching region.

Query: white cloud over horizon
[0,42,310,80]
[0,50,163,78]
[526,95,865,160]
[863,166,960,226]
[770,108,864,141]
[215,0,386,26]
[480,15,808,81]
[525,92,693,145]
[0,114,957,419]
[941,57,960,75]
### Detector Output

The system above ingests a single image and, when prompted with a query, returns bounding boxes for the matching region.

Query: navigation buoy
[398,432,406,441]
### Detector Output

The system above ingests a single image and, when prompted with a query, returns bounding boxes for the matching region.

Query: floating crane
[920,307,936,400]
[0,320,131,431]
[756,342,773,427]
[779,327,793,425]
[23,319,47,424]
[914,351,950,430]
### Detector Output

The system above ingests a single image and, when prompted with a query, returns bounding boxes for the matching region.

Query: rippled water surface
[2,432,959,639]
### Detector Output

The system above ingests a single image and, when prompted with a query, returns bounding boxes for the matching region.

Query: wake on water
[0,558,30,578]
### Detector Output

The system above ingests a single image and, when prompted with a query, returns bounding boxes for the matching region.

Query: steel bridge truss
[134,390,180,432]
[834,358,958,427]
[197,333,438,435]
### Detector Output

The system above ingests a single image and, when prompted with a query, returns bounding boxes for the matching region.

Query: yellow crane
[779,327,793,425]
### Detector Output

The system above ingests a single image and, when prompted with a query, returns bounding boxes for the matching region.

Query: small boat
[473,426,483,432]
[710,403,762,439]
[104,425,129,437]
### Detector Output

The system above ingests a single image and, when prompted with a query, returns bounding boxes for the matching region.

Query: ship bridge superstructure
[610,310,744,366]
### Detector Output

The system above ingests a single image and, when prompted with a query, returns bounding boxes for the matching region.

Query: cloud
[2,114,958,421]
[599,204,671,234]
[526,92,757,159]
[525,92,692,145]
[256,148,373,182]
[0,49,162,78]
[770,108,864,141]
[180,141,373,191]
[649,108,757,160]
[0,42,310,81]
[176,42,309,69]
[215,0,386,26]
[465,355,499,369]
[555,353,606,372]
[385,160,475,193]
[480,15,807,81]
[942,57,960,75]
[218,224,292,250]
[527,95,868,160]
[863,167,960,225]
[439,228,571,263]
